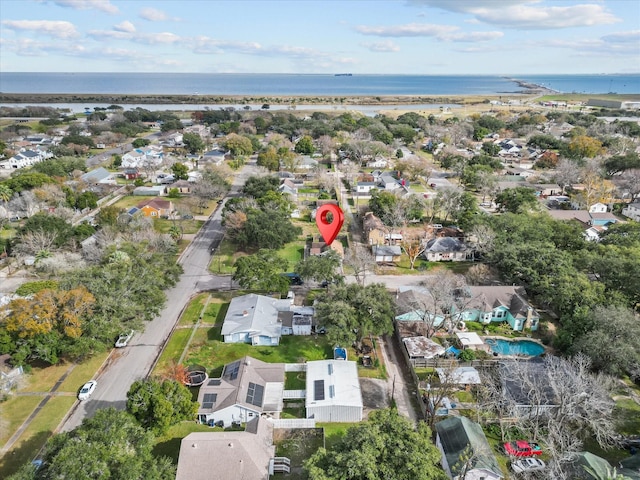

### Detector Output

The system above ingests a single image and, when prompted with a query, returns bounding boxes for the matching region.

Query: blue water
[486,339,545,357]
[1,73,638,95]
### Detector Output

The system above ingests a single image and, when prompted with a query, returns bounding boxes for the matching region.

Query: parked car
[504,440,543,457]
[78,380,97,401]
[115,330,134,348]
[281,273,303,285]
[512,458,546,473]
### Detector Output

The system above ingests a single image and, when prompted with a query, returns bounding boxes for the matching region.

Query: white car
[78,380,97,401]
[115,330,134,348]
[512,458,546,474]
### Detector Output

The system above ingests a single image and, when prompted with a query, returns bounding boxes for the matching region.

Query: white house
[221,294,291,346]
[366,157,388,168]
[121,145,163,169]
[305,360,363,423]
[622,201,640,222]
[588,202,608,213]
[423,237,469,262]
[354,182,378,195]
[196,356,284,427]
[0,149,53,169]
[280,306,313,336]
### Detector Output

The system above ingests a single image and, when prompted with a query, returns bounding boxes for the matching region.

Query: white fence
[269,418,316,429]
[285,363,306,372]
[283,389,306,399]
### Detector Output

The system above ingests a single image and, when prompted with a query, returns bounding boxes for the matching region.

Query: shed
[455,332,485,351]
[305,360,363,422]
[372,245,402,263]
[403,336,445,359]
[436,367,482,386]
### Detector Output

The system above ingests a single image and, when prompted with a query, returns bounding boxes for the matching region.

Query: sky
[0,0,639,74]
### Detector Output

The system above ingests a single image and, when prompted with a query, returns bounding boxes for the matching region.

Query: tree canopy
[233,249,290,292]
[8,408,175,480]
[304,408,446,480]
[126,378,198,434]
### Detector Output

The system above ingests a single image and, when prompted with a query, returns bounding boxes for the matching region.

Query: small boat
[334,73,352,77]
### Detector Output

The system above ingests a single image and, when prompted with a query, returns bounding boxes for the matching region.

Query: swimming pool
[485,338,545,356]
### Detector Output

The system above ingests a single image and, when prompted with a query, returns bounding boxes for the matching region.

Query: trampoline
[185,365,208,387]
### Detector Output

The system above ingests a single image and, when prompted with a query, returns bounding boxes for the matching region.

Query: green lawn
[58,351,110,393]
[24,363,72,392]
[0,396,76,478]
[185,333,333,376]
[274,428,324,479]
[154,329,193,373]
[319,423,358,450]
[0,395,42,446]
[177,293,209,326]
[285,371,306,390]
[614,397,640,436]
[209,238,240,274]
[279,242,305,268]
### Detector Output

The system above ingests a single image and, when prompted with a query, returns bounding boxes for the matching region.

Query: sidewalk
[0,364,76,455]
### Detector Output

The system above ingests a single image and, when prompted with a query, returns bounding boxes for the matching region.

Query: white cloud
[113,21,136,33]
[535,32,640,56]
[51,0,119,14]
[361,40,401,52]
[446,31,503,42]
[190,36,263,55]
[409,0,620,29]
[356,23,502,42]
[88,29,180,45]
[356,23,457,37]
[139,7,170,21]
[2,20,78,39]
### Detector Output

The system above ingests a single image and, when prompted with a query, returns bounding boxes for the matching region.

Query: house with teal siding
[395,285,539,333]
[461,286,539,332]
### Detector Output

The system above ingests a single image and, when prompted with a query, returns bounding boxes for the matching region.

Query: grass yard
[614,397,640,437]
[154,329,193,374]
[153,218,205,235]
[319,423,358,450]
[209,238,240,274]
[24,362,72,392]
[184,332,333,377]
[279,242,305,268]
[285,371,306,390]
[0,395,42,446]
[0,396,76,478]
[177,293,209,326]
[57,351,110,393]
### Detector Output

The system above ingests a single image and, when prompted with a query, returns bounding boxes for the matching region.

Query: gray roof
[435,416,503,478]
[468,286,537,319]
[81,167,111,183]
[424,237,467,253]
[221,294,284,341]
[176,418,274,480]
[372,245,402,256]
[499,360,557,407]
[197,356,284,415]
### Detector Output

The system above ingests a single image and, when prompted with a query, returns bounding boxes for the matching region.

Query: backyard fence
[285,363,306,372]
[269,418,316,429]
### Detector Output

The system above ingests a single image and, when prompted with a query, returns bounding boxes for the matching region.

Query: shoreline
[0,92,540,106]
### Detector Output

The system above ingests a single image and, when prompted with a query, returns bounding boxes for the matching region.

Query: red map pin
[316,204,344,246]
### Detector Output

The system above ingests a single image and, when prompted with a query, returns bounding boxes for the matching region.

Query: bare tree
[465,264,493,286]
[554,158,582,194]
[466,224,496,258]
[17,230,58,255]
[344,243,376,286]
[400,233,426,270]
[618,168,640,200]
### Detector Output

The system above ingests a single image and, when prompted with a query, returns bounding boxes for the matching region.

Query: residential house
[196,356,284,426]
[354,181,378,195]
[81,167,116,185]
[461,286,540,332]
[622,201,640,222]
[132,185,165,196]
[162,132,184,147]
[362,212,387,245]
[121,145,163,169]
[497,139,522,157]
[0,148,53,169]
[588,202,608,213]
[366,157,388,168]
[402,336,445,360]
[372,245,402,263]
[278,179,298,198]
[499,361,559,417]
[379,172,404,191]
[435,367,482,389]
[280,306,313,336]
[176,418,276,480]
[305,360,363,422]
[167,180,192,194]
[423,237,469,262]
[221,294,296,346]
[123,168,140,180]
[202,149,227,165]
[136,198,173,217]
[435,416,503,480]
[297,155,318,170]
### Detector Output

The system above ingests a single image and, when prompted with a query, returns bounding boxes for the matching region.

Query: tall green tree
[171,162,189,180]
[294,135,315,155]
[314,283,394,348]
[182,132,205,154]
[8,408,175,480]
[126,378,198,435]
[295,250,343,285]
[233,249,289,292]
[304,408,446,480]
[494,187,539,214]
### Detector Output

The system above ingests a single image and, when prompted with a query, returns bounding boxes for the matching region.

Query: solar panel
[202,393,217,409]
[207,379,221,386]
[246,382,265,407]
[224,361,240,381]
[314,380,325,401]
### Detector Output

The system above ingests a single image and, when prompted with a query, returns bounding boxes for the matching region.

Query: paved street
[60,162,258,432]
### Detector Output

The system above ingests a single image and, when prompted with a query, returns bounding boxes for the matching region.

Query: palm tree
[0,184,12,203]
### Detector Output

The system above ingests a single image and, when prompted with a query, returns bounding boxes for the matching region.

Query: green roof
[435,416,502,478]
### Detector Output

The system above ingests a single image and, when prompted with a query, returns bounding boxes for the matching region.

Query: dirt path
[378,335,420,423]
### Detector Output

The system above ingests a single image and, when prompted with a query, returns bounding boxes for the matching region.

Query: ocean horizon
[1,72,639,96]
